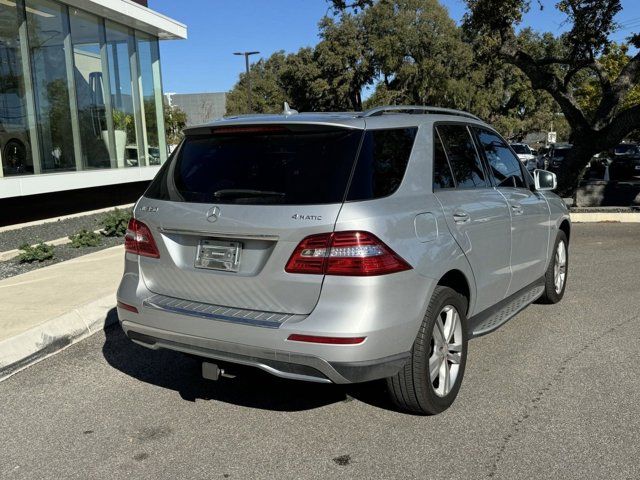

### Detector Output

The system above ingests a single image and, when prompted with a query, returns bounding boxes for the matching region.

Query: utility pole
[233,51,260,113]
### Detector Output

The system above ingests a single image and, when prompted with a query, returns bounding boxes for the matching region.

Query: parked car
[547,144,573,174]
[536,146,551,169]
[510,143,537,171]
[117,105,570,415]
[588,152,612,179]
[609,143,640,180]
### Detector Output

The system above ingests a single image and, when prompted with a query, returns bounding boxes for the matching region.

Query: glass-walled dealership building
[0,0,185,209]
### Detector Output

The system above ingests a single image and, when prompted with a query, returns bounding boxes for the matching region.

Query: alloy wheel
[429,305,463,397]
[554,240,567,294]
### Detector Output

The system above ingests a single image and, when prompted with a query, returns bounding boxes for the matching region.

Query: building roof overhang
[61,0,187,39]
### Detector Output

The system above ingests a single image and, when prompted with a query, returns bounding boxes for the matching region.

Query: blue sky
[151,0,640,94]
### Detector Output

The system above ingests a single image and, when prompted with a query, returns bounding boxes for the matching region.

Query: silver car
[117,105,570,415]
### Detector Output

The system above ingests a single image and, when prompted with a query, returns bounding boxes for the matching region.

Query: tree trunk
[556,144,597,198]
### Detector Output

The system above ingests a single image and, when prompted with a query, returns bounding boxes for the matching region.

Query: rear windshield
[145,125,362,205]
[510,144,530,154]
[145,125,417,205]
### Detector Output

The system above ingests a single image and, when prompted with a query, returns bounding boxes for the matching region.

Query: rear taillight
[124,218,160,258]
[285,231,411,276]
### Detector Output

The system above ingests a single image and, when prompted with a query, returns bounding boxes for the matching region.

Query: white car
[510,143,537,171]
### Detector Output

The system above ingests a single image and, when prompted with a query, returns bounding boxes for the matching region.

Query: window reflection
[136,32,160,165]
[69,8,110,169]
[0,3,32,175]
[27,0,76,172]
[105,21,137,167]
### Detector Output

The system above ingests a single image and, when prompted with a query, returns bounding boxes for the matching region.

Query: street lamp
[233,51,260,113]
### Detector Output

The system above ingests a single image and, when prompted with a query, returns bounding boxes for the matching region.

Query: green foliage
[164,101,188,145]
[463,0,640,194]
[100,208,132,237]
[112,109,136,145]
[574,43,640,118]
[226,52,288,115]
[18,242,55,263]
[69,229,102,248]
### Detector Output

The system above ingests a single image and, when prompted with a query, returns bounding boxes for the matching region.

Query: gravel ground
[0,236,123,280]
[0,210,129,252]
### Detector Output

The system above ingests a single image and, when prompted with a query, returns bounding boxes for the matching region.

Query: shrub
[69,229,102,248]
[100,208,132,237]
[18,242,55,263]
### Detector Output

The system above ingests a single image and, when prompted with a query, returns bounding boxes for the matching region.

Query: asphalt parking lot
[1,223,639,480]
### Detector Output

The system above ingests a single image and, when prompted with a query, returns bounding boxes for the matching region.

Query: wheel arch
[559,218,571,243]
[437,269,471,315]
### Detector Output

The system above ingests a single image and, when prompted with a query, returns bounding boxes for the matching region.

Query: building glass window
[26,0,76,173]
[136,31,161,166]
[105,20,137,167]
[69,8,110,169]
[0,3,32,176]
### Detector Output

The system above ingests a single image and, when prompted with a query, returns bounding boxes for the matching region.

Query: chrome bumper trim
[142,294,305,329]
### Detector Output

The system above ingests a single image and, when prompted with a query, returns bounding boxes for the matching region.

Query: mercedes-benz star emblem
[206,206,221,222]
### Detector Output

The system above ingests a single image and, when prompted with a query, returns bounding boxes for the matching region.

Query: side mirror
[533,169,557,191]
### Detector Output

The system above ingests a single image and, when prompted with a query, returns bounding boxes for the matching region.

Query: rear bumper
[117,253,434,384]
[121,320,409,384]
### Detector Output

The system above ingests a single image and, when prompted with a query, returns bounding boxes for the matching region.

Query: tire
[537,230,568,304]
[387,286,469,415]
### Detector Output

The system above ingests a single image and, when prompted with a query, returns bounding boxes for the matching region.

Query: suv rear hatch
[137,122,365,315]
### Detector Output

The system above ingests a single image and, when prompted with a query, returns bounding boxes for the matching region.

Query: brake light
[211,125,288,135]
[285,231,411,276]
[124,218,160,258]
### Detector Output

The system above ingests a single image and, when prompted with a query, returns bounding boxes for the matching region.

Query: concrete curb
[0,293,118,382]
[570,212,640,223]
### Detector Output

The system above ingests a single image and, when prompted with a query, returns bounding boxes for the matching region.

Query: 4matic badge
[292,213,323,221]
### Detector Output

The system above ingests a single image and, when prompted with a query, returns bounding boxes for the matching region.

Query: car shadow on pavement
[101,309,396,413]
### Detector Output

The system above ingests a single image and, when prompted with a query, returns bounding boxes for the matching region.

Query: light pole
[233,51,260,113]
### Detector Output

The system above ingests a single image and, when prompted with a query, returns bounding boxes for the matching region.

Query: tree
[362,0,477,109]
[164,101,187,146]
[226,52,288,115]
[226,15,372,114]
[463,0,640,195]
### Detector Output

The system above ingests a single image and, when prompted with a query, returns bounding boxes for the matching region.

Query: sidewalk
[0,246,123,380]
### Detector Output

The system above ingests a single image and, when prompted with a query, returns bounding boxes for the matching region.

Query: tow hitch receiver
[202,362,222,381]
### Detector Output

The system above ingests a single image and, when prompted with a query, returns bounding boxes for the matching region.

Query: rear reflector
[124,218,160,258]
[287,334,366,345]
[117,300,138,314]
[285,231,411,276]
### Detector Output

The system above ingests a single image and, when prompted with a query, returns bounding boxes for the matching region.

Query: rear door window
[435,124,487,188]
[347,127,418,201]
[433,130,455,189]
[475,128,526,188]
[145,125,363,205]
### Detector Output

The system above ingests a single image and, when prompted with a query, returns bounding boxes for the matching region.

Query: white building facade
[0,0,186,202]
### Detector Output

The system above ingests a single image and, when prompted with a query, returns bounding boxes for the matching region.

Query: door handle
[453,211,470,224]
[511,204,524,216]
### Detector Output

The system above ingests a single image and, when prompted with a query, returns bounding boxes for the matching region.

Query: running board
[468,278,545,338]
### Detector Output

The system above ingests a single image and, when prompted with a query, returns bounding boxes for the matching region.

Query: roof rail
[360,105,481,121]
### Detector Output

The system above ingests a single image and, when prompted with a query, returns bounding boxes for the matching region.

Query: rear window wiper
[213,189,286,199]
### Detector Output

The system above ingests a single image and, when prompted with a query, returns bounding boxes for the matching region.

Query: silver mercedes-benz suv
[117,105,570,415]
